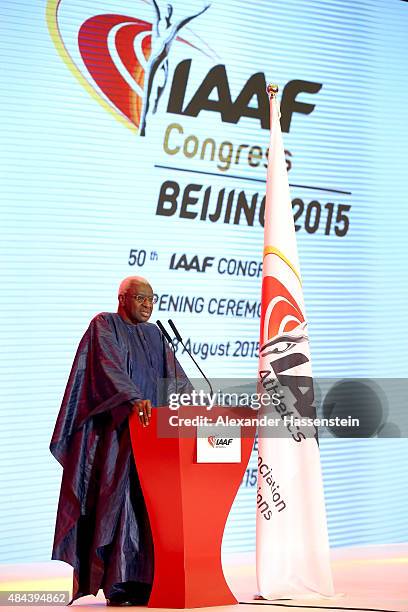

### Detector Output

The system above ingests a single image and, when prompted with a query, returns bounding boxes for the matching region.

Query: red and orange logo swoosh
[79,14,151,128]
[46,0,215,132]
[260,276,305,343]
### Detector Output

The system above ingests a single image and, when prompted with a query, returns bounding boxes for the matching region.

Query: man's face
[120,281,154,324]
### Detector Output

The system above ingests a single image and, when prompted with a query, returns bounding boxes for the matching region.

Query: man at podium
[50,276,188,606]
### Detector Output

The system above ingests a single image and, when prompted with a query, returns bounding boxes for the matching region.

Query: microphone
[156,319,173,345]
[168,319,214,396]
[156,319,178,394]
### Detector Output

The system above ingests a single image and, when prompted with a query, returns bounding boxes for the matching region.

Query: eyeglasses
[132,294,158,305]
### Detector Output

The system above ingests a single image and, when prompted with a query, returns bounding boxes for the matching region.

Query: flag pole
[266,83,279,98]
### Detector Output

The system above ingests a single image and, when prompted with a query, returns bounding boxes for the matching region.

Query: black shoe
[106,590,150,606]
[106,582,151,607]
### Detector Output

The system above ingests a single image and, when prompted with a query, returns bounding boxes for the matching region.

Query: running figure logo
[47,0,213,135]
[140,1,211,135]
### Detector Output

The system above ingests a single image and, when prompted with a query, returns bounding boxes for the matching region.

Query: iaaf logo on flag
[207,436,233,448]
[46,0,214,136]
[258,272,317,442]
[260,275,305,345]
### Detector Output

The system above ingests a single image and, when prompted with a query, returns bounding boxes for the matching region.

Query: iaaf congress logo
[47,0,215,135]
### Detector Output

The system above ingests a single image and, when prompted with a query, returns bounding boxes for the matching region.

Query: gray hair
[118,276,151,297]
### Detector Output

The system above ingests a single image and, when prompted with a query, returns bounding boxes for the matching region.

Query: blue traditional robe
[50,313,186,602]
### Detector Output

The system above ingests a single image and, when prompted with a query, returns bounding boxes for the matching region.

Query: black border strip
[154,164,352,195]
[238,602,401,612]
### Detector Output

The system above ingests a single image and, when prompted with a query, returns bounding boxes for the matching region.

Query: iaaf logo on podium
[208,436,233,448]
[47,0,322,136]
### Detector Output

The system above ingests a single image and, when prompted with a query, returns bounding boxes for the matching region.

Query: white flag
[256,90,335,599]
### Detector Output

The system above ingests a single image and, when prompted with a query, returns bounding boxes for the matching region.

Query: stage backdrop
[1,0,407,563]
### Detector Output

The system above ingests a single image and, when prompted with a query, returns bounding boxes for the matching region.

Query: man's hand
[133,399,152,427]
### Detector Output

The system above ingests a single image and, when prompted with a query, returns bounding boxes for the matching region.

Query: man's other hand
[133,399,152,427]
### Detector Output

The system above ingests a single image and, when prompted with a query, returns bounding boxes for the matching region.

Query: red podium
[129,405,256,608]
